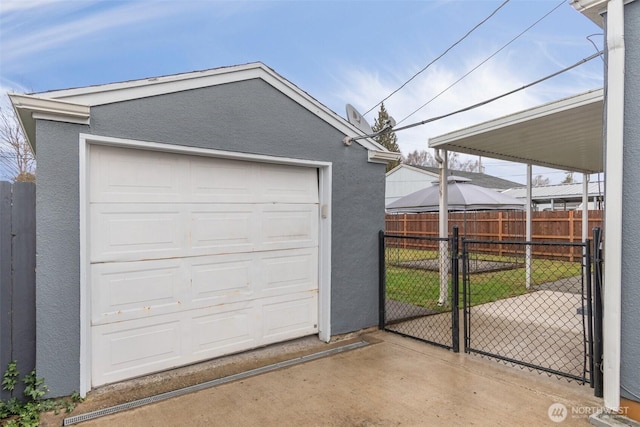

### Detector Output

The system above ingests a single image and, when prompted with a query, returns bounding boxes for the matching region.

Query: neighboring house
[385,164,521,206]
[9,62,399,397]
[502,181,605,211]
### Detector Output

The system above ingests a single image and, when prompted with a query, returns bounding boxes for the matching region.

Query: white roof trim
[368,149,403,164]
[570,0,637,28]
[12,62,399,162]
[385,163,439,177]
[570,0,607,27]
[9,93,91,153]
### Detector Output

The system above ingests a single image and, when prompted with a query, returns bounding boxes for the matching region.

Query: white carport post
[583,174,590,243]
[526,164,532,289]
[437,149,449,306]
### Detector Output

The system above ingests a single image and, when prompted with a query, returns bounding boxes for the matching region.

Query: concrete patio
[47,330,603,426]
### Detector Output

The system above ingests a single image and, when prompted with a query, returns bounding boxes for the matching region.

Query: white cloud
[330,42,602,184]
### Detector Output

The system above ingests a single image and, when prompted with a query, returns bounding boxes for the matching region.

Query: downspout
[435,149,449,306]
[603,0,625,411]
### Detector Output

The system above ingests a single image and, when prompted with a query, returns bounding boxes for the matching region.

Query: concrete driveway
[50,331,601,426]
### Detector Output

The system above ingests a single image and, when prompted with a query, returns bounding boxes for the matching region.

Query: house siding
[35,78,385,396]
[621,0,640,403]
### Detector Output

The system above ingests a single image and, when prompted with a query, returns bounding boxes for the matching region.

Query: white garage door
[89,145,319,386]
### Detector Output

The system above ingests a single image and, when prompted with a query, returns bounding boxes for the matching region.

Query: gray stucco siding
[621,0,640,403]
[34,120,86,397]
[36,78,385,396]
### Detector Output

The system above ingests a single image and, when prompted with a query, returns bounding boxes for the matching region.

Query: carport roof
[429,88,604,174]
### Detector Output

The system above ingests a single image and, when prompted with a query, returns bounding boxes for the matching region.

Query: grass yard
[384,247,583,311]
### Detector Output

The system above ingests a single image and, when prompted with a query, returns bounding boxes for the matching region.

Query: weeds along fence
[0,181,36,400]
[386,210,603,261]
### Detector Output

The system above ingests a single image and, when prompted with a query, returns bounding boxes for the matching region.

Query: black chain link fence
[462,239,593,383]
[379,230,459,351]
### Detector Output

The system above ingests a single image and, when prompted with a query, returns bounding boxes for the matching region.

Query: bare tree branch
[0,94,35,182]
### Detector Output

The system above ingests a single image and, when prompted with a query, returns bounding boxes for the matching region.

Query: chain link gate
[461,238,595,384]
[379,228,460,351]
[379,227,603,394]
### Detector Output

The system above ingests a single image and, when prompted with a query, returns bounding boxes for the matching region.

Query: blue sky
[0,0,603,183]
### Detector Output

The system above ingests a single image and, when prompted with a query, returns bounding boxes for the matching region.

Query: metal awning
[429,88,604,174]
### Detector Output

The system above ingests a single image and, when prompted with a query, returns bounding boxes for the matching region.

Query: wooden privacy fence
[0,181,36,400]
[386,210,604,260]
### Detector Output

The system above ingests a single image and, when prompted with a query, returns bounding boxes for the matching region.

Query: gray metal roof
[414,166,522,190]
[502,181,604,202]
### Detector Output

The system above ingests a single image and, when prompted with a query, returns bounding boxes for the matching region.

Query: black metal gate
[378,229,460,351]
[461,237,594,384]
[379,227,604,393]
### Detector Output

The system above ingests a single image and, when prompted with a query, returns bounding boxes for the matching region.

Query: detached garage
[11,62,398,396]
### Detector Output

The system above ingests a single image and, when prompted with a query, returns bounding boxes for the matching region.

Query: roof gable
[386,163,520,190]
[10,62,400,164]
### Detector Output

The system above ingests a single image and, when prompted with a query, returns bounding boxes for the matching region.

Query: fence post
[379,230,386,329]
[462,237,471,353]
[498,211,503,256]
[584,238,594,388]
[451,226,459,353]
[592,227,604,398]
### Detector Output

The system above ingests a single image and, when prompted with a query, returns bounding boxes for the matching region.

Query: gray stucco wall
[35,78,386,396]
[621,0,640,403]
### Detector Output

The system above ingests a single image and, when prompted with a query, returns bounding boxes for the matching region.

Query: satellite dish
[345,104,373,135]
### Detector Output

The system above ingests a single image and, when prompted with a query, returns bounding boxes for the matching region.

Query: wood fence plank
[11,182,36,388]
[386,210,604,260]
[0,182,12,400]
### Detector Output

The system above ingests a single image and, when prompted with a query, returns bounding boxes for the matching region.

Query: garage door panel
[189,206,256,255]
[92,318,183,386]
[190,254,256,304]
[91,204,186,262]
[189,157,259,203]
[91,259,185,325]
[261,292,319,342]
[259,204,318,250]
[261,248,318,296]
[190,303,257,357]
[258,164,318,204]
[90,145,184,203]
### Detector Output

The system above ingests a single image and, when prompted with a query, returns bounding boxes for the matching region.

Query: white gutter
[603,0,625,411]
[435,149,449,306]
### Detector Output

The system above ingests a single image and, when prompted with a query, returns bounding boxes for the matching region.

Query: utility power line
[387,51,602,135]
[345,50,602,145]
[397,0,566,125]
[363,0,510,116]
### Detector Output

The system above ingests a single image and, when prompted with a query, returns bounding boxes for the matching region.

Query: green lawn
[384,247,582,311]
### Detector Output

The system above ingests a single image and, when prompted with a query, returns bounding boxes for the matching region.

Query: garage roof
[10,62,400,164]
[429,88,604,174]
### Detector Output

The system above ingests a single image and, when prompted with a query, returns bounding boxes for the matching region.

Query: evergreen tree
[561,172,575,184]
[372,103,401,172]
